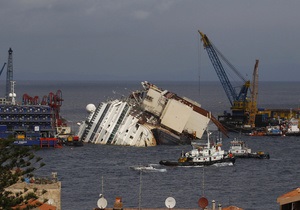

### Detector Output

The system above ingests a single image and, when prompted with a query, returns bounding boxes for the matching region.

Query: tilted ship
[77,81,227,147]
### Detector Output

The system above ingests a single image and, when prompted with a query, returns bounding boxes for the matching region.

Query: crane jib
[200,36,238,106]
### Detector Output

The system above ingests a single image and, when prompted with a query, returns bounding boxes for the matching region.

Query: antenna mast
[202,167,205,196]
[138,171,142,210]
[101,176,104,194]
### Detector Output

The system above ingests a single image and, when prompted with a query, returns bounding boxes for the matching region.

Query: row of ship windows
[0,114,52,117]
[0,108,51,113]
[12,125,53,129]
[99,128,138,142]
[0,116,51,120]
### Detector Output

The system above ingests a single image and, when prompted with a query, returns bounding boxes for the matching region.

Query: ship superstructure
[77,81,227,147]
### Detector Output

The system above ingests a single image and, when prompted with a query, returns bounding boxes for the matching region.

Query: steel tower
[6,48,13,100]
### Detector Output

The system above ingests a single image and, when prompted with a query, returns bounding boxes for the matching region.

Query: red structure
[22,89,66,128]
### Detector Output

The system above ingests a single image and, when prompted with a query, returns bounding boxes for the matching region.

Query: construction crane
[198,30,258,130]
[249,60,259,127]
[6,48,13,100]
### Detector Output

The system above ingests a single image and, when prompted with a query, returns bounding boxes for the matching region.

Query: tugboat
[159,130,235,166]
[228,138,270,159]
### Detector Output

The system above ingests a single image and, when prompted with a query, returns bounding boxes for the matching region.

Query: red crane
[23,90,65,127]
[48,90,64,127]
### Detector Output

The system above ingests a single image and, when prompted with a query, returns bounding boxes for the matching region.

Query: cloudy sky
[0,0,299,82]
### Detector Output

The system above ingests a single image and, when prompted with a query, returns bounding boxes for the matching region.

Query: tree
[0,137,45,209]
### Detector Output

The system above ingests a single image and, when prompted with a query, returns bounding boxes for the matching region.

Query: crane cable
[211,41,247,82]
[197,33,202,97]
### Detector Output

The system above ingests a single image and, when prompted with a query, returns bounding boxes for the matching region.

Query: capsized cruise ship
[77,81,227,147]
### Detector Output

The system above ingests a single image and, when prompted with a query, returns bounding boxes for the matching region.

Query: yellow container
[16,134,25,139]
[67,136,73,142]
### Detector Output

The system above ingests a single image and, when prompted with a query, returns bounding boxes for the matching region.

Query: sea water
[9,81,300,210]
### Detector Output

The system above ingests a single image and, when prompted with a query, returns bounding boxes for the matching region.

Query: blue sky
[0,0,299,81]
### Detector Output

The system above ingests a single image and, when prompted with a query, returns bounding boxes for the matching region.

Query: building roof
[12,199,56,210]
[223,206,244,210]
[35,203,56,210]
[12,199,40,209]
[277,187,300,205]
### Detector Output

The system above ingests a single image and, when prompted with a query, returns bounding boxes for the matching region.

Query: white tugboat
[229,138,270,159]
[159,130,235,166]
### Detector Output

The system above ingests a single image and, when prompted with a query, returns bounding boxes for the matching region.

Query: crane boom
[199,31,251,108]
[198,30,237,106]
[249,60,259,127]
[0,63,6,76]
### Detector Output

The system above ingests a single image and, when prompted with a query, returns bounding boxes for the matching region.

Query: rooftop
[277,187,300,205]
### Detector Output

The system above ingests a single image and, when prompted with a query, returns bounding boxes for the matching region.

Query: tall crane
[6,48,13,100]
[249,60,259,127]
[198,31,257,129]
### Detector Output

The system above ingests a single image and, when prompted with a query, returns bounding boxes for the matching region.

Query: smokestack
[218,203,222,210]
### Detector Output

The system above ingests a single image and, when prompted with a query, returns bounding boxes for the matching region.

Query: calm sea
[8,81,300,210]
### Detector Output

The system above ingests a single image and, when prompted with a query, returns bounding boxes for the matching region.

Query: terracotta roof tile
[38,203,56,210]
[277,187,300,205]
[278,187,300,199]
[223,206,244,210]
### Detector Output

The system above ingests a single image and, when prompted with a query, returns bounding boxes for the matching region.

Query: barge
[0,48,77,147]
[0,92,66,148]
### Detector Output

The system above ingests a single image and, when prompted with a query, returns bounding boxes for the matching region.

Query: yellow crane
[248,60,259,127]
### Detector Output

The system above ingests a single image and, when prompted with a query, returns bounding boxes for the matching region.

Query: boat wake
[130,164,167,172]
[213,162,234,167]
[176,162,234,168]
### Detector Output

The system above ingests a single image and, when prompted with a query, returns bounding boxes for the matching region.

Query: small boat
[283,118,300,136]
[62,135,83,147]
[228,138,270,159]
[159,131,235,167]
[265,126,282,136]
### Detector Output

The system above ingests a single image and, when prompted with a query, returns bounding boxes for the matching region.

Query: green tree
[0,137,45,209]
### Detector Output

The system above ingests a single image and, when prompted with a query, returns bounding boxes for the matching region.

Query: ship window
[130,136,133,139]
[145,95,153,102]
